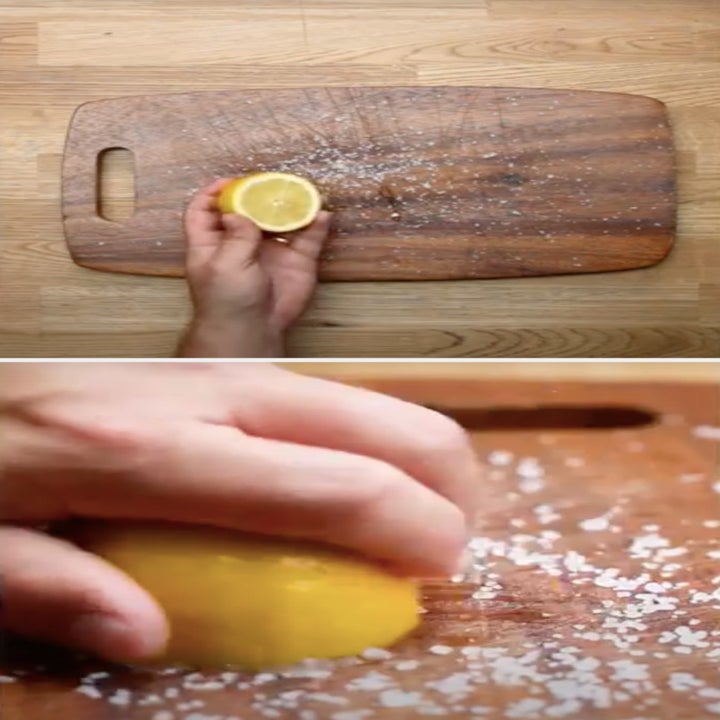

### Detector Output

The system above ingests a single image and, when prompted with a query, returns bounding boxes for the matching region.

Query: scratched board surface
[62,87,676,280]
[2,380,718,720]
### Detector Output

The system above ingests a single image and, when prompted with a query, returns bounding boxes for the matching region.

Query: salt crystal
[429,645,454,656]
[519,477,544,494]
[487,450,513,466]
[82,671,110,682]
[108,689,132,706]
[693,425,720,440]
[680,473,705,483]
[563,551,588,572]
[182,679,225,691]
[177,700,205,710]
[379,689,424,707]
[427,672,473,696]
[361,647,393,661]
[253,673,277,684]
[395,659,420,671]
[516,458,544,479]
[579,515,610,532]
[347,672,393,691]
[306,693,349,706]
[506,698,546,718]
[331,712,373,720]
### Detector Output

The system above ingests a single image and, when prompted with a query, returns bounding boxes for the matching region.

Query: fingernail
[68,613,167,662]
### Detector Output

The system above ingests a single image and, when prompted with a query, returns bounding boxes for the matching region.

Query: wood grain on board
[61,87,675,280]
[1,0,719,357]
[1,379,719,719]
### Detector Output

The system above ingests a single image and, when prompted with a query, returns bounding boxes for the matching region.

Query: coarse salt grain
[331,711,373,720]
[579,515,610,532]
[487,450,513,466]
[108,689,132,706]
[429,645,454,655]
[693,425,720,440]
[361,647,393,661]
[395,659,420,671]
[379,689,424,707]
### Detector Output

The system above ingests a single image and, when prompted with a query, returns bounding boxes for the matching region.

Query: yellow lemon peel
[82,521,419,670]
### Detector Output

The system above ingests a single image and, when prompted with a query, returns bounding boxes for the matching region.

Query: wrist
[178,316,285,358]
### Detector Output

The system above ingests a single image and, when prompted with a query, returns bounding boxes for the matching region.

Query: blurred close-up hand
[0,362,479,663]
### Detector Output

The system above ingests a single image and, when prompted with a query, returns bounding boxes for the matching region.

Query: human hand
[179,178,333,358]
[0,363,479,662]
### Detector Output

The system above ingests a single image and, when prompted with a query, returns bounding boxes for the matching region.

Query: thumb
[218,213,264,269]
[0,526,168,662]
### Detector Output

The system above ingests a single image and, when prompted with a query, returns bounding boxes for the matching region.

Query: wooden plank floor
[1,0,718,358]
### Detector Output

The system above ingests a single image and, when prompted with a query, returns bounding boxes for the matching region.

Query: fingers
[0,526,168,662]
[184,178,233,268]
[186,178,232,216]
[63,424,467,577]
[284,210,333,261]
[224,368,481,519]
[184,178,232,237]
[214,214,264,269]
[260,211,333,271]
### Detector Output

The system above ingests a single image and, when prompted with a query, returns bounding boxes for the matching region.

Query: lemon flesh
[217,173,321,233]
[81,522,419,669]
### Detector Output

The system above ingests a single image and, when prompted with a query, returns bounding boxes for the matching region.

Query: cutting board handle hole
[422,405,656,431]
[96,147,135,222]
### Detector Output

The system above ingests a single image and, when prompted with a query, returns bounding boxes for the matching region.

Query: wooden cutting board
[62,87,676,280]
[2,379,718,720]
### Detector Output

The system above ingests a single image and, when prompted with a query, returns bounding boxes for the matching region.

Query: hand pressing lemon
[217,173,322,233]
[79,521,419,670]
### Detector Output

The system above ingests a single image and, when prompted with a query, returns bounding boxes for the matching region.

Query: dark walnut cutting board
[2,379,718,720]
[61,87,676,280]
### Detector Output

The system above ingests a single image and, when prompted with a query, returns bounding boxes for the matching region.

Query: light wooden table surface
[1,0,718,358]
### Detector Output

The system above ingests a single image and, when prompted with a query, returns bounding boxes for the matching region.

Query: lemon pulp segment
[217,173,321,233]
[81,521,419,669]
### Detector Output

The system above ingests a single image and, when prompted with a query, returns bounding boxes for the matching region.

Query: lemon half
[217,173,322,233]
[81,521,419,670]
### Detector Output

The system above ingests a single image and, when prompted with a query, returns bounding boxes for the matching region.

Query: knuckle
[344,460,408,517]
[416,411,472,460]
